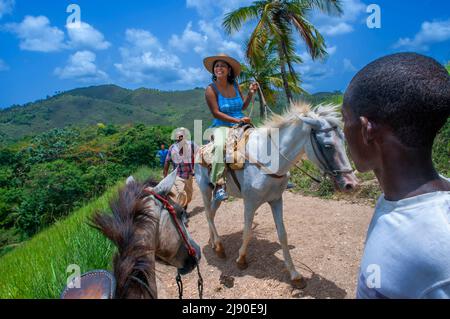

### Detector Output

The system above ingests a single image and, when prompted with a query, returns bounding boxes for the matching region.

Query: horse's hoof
[214,243,226,259]
[215,249,226,259]
[291,277,307,289]
[236,260,248,270]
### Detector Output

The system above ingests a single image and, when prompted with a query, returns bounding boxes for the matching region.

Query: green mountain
[0,85,211,143]
[0,84,344,144]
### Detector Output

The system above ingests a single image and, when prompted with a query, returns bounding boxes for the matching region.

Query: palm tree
[223,0,342,102]
[239,41,305,119]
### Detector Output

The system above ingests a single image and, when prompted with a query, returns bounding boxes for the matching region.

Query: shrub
[433,118,450,176]
[24,128,80,164]
[113,125,172,167]
[16,160,86,237]
[97,124,118,136]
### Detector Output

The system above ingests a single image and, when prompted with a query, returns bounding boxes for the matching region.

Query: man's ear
[359,116,376,145]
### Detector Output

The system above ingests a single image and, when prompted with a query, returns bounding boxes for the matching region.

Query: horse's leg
[269,197,306,289]
[200,190,225,258]
[236,201,257,270]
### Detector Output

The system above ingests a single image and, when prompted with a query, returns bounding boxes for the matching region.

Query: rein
[143,189,203,300]
[248,81,325,183]
[129,274,157,299]
[268,132,323,183]
[267,126,354,184]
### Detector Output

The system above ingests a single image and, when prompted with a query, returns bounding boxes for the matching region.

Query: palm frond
[287,0,343,16]
[289,14,327,59]
[223,5,260,34]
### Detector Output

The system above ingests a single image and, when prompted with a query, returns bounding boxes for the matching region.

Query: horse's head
[86,171,200,299]
[146,170,201,275]
[299,106,359,192]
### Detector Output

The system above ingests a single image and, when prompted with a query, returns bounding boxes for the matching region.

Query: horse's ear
[299,116,321,129]
[153,169,177,196]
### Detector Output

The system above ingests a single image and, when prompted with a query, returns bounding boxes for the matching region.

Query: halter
[122,274,157,299]
[310,126,354,177]
[247,81,353,180]
[263,123,353,183]
[143,189,203,299]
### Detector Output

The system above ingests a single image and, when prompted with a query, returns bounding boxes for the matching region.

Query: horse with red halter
[61,170,202,299]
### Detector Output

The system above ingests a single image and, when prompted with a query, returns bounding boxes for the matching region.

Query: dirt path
[155,184,374,299]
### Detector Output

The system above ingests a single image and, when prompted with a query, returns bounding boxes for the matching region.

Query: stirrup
[214,188,229,201]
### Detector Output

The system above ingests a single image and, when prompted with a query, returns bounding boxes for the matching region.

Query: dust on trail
[155,183,373,299]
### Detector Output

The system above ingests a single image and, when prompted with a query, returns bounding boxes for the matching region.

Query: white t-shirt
[357,180,450,299]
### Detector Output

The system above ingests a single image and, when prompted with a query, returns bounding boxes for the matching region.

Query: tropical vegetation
[224,0,342,101]
[0,124,173,256]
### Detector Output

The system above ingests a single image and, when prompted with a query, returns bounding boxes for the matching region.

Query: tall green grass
[0,167,162,299]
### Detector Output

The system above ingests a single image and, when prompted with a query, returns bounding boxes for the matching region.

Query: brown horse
[62,170,201,299]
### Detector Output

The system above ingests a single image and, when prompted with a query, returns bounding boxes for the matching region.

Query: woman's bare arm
[239,85,255,111]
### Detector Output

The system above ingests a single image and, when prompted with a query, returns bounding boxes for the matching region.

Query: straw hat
[203,53,241,77]
[173,127,190,140]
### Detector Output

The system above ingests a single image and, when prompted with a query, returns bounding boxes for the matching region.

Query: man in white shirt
[342,53,450,299]
[164,127,198,212]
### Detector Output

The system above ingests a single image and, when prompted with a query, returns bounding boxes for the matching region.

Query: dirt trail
[155,183,373,299]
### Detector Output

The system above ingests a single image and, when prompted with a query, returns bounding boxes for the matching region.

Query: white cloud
[297,50,334,91]
[0,0,14,19]
[327,45,338,56]
[199,20,244,58]
[394,19,450,51]
[320,22,354,36]
[316,0,367,36]
[343,58,357,72]
[54,50,108,82]
[169,19,244,60]
[176,67,210,86]
[6,15,110,53]
[0,58,9,71]
[169,21,207,53]
[5,15,66,52]
[115,28,180,83]
[183,0,252,58]
[115,28,209,87]
[123,28,160,52]
[66,22,111,50]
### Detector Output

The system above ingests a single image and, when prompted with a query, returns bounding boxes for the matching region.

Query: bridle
[263,124,354,183]
[122,273,157,299]
[309,126,354,177]
[143,189,203,300]
[247,82,353,181]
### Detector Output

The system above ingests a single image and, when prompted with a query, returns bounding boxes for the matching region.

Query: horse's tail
[89,180,158,298]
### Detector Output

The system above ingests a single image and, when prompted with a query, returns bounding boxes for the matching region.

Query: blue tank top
[210,82,245,127]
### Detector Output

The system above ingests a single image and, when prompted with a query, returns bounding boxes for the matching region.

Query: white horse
[195,102,358,287]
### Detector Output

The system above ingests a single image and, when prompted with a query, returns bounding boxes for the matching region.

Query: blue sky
[0,0,449,108]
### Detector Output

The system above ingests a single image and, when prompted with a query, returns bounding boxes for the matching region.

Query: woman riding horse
[203,53,258,201]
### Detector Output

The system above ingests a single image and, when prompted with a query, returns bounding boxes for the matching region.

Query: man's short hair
[344,52,450,148]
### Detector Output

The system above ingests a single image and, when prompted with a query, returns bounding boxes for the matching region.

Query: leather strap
[227,166,242,192]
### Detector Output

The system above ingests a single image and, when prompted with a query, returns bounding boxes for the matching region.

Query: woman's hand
[239,117,251,124]
[249,82,259,94]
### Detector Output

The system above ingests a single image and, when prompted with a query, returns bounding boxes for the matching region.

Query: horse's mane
[260,101,343,129]
[90,180,158,298]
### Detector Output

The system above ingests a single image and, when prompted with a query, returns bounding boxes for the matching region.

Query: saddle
[60,270,116,299]
[197,123,254,171]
